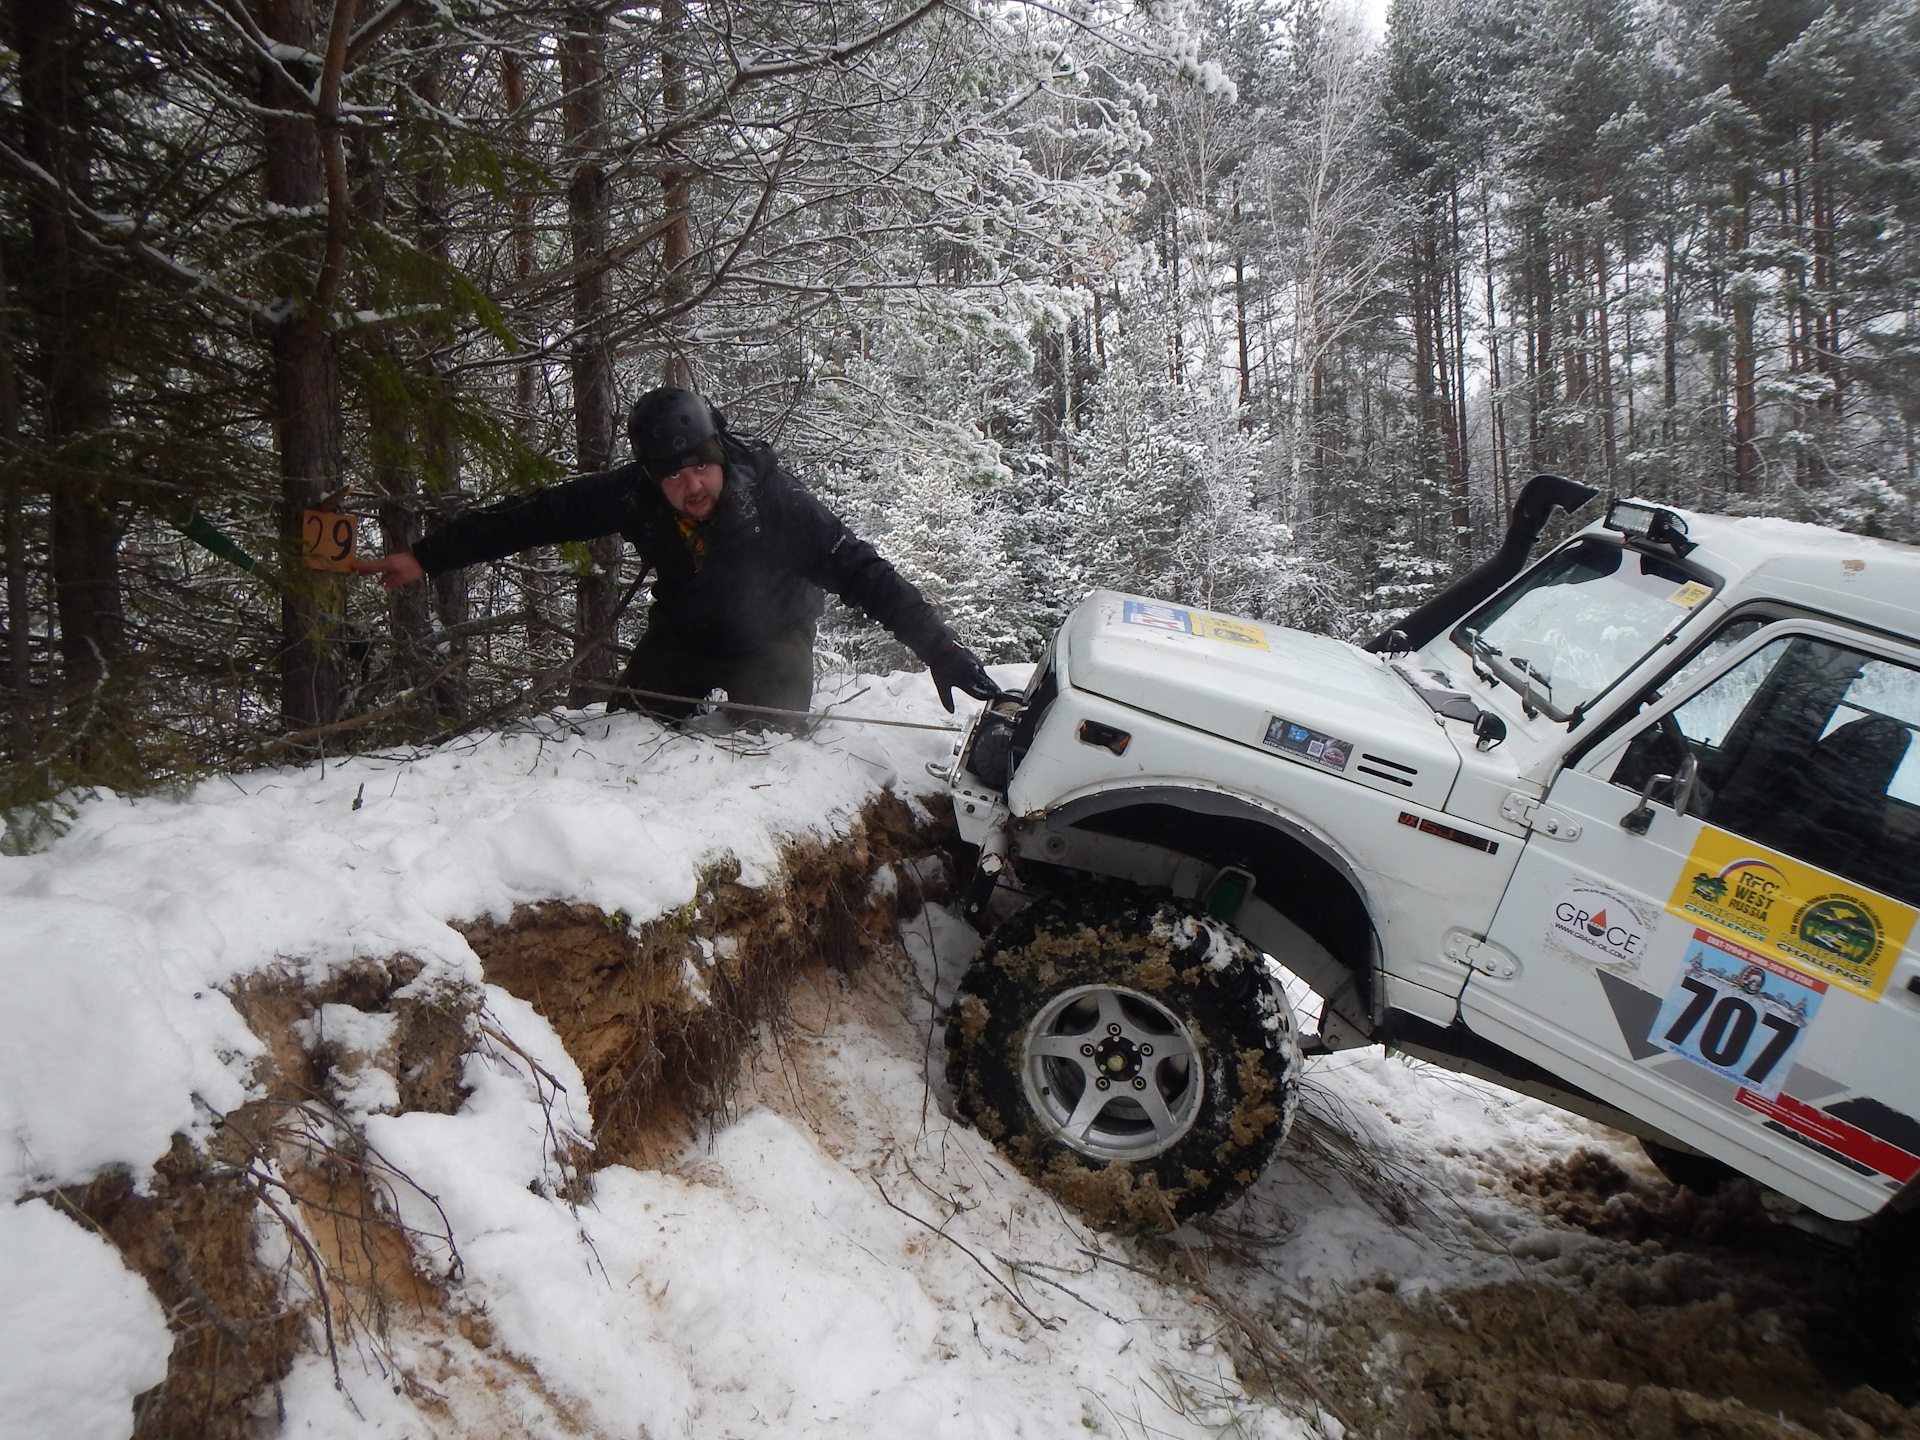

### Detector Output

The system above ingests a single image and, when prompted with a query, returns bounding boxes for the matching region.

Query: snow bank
[0,1198,171,1440]
[0,674,952,1199]
[0,674,976,1437]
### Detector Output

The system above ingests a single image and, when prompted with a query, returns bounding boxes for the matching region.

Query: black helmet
[628,387,723,480]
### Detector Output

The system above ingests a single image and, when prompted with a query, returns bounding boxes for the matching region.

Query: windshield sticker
[1263,716,1351,771]
[1651,929,1825,1100]
[1122,600,1193,634]
[1548,883,1658,971]
[1199,616,1270,651]
[1666,828,1916,1001]
[1735,1089,1920,1184]
[1667,581,1714,609]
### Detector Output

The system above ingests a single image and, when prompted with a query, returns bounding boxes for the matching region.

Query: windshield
[1452,537,1717,721]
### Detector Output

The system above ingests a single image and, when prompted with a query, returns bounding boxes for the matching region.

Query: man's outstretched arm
[351,464,647,586]
[350,551,426,590]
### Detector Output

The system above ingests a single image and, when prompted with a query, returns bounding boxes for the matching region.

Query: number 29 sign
[1651,929,1825,1101]
[302,510,358,571]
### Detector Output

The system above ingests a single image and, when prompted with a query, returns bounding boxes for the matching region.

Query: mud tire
[1639,1138,1737,1196]
[945,886,1299,1233]
[1851,1205,1920,1402]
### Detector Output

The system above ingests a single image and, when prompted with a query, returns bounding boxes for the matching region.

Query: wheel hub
[1021,984,1204,1162]
[1085,1030,1151,1086]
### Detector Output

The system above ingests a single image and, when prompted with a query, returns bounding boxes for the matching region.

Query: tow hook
[962,815,1012,933]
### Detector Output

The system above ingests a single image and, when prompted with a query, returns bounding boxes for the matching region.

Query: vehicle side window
[1612,634,1920,907]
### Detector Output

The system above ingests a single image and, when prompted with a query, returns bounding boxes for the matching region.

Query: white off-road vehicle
[939,477,1920,1248]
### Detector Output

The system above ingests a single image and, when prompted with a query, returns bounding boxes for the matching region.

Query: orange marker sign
[302,510,357,571]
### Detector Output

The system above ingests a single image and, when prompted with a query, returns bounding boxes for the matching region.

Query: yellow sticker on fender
[1666,827,1916,1000]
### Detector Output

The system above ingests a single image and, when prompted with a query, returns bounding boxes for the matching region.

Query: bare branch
[0,138,272,322]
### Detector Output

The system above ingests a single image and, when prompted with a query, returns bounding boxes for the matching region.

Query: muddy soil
[1235,1149,1920,1440]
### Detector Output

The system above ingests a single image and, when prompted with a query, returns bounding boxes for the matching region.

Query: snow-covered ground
[0,669,1638,1440]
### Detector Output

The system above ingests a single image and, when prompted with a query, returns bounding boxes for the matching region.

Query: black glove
[928,642,1000,713]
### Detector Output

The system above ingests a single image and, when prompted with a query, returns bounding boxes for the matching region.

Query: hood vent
[1357,753,1417,787]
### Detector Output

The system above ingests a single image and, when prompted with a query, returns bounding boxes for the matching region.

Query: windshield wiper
[1459,626,1502,687]
[1510,655,1555,697]
[1463,631,1574,722]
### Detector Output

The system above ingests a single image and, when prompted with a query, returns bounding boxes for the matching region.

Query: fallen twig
[1079,1245,1367,1439]
[871,1174,1058,1331]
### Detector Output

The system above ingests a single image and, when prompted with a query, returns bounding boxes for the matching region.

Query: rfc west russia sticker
[1547,882,1657,972]
[1666,827,1915,1001]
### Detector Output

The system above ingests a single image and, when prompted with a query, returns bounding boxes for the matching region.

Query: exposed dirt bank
[460,789,954,1173]
[41,792,954,1439]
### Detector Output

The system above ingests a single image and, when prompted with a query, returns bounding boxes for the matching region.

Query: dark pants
[610,617,816,727]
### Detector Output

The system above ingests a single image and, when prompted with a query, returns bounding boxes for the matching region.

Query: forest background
[3,0,1918,824]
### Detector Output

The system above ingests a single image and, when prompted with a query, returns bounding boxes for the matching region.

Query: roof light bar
[1605,500,1694,555]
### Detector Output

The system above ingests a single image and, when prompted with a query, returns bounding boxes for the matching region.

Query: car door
[1461,616,1920,1222]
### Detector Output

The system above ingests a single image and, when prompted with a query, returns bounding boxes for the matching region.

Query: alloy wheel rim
[1019,984,1205,1162]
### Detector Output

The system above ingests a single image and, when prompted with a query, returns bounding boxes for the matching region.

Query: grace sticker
[1650,929,1825,1101]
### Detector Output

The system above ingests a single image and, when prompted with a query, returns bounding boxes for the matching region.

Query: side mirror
[1672,750,1700,817]
[1620,751,1699,835]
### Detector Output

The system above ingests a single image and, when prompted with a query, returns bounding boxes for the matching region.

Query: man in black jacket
[353,387,1000,723]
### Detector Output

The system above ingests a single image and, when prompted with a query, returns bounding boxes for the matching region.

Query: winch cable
[580,679,966,734]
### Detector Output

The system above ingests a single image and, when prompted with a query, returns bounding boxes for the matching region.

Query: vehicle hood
[1063,591,1462,809]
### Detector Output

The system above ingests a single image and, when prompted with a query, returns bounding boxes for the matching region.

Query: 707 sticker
[1651,930,1825,1100]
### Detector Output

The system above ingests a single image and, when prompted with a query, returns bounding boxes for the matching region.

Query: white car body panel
[955,504,1920,1222]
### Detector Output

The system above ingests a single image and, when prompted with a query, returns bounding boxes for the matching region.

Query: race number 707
[1661,975,1801,1086]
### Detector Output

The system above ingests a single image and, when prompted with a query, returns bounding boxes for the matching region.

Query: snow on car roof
[1593,502,1920,643]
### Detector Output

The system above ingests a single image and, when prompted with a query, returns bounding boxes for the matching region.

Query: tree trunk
[1594,232,1618,487]
[9,0,124,696]
[260,0,345,728]
[411,43,468,719]
[659,0,694,389]
[1168,206,1183,381]
[351,131,435,681]
[1481,189,1509,515]
[1233,237,1252,418]
[1809,115,1841,448]
[0,244,32,747]
[1446,185,1470,554]
[1663,224,1679,451]
[503,51,538,425]
[1526,223,1554,471]
[561,2,622,707]
[501,48,561,661]
[1729,171,1760,494]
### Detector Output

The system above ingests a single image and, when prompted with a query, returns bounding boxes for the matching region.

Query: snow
[0,668,1634,1439]
[0,1198,171,1440]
